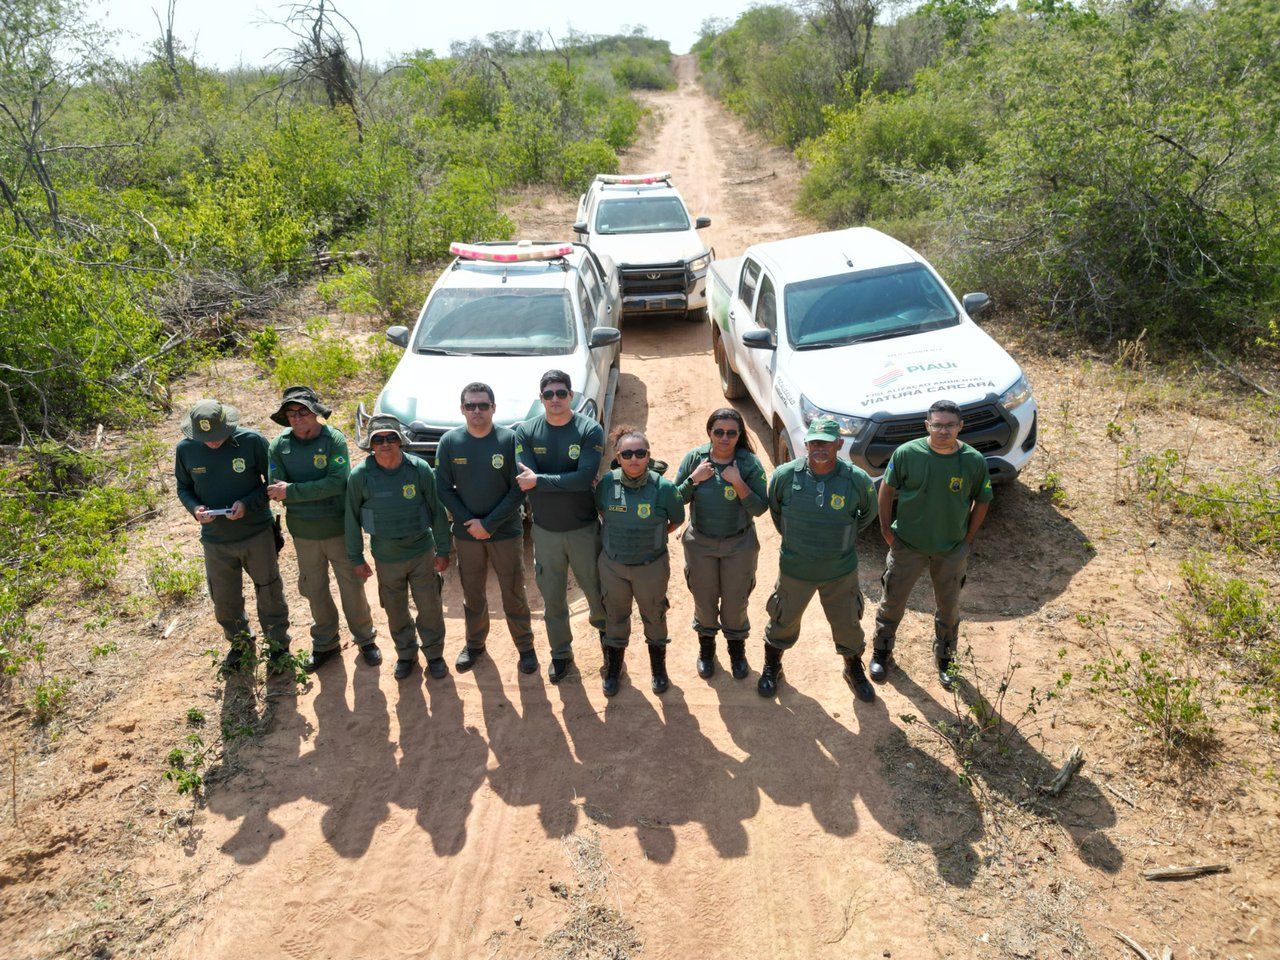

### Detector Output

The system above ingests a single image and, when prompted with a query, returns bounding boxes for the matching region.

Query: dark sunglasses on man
[371,434,400,446]
[463,402,492,411]
[541,388,570,400]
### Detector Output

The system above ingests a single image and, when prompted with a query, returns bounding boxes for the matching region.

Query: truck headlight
[999,374,1033,410]
[800,394,873,443]
[687,251,711,272]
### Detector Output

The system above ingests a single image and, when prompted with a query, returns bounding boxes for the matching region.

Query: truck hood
[787,323,1023,417]
[376,351,586,428]
[589,231,707,267]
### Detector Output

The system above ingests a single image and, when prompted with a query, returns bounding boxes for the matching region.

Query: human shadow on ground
[888,665,1122,875]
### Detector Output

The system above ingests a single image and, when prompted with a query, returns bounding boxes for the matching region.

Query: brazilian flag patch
[950,477,964,493]
[637,503,652,519]
[830,494,845,510]
[402,483,416,499]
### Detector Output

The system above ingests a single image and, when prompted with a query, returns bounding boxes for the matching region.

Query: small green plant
[186,706,206,727]
[91,641,118,658]
[249,324,280,368]
[367,336,401,381]
[29,676,74,725]
[271,338,359,393]
[1039,470,1067,506]
[317,263,379,314]
[164,732,212,796]
[1091,650,1216,756]
[146,549,204,603]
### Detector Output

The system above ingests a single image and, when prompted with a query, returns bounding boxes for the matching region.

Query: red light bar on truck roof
[450,241,574,263]
[595,172,672,185]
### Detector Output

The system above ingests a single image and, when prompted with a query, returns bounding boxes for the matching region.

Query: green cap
[270,385,332,426]
[365,414,405,446]
[804,418,841,443]
[181,399,239,442]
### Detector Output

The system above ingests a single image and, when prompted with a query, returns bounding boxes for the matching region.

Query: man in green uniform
[596,431,685,696]
[345,415,453,681]
[267,386,380,672]
[174,398,291,674]
[435,382,536,675]
[515,370,607,683]
[759,418,877,701]
[872,399,993,690]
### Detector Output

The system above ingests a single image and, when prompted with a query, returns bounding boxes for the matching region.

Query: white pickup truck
[708,227,1037,481]
[574,172,712,321]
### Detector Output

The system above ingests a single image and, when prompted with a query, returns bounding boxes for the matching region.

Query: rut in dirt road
[151,55,1115,960]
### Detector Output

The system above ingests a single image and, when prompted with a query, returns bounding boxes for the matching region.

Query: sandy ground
[4,55,1278,960]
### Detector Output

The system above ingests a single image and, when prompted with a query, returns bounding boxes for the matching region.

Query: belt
[692,524,752,540]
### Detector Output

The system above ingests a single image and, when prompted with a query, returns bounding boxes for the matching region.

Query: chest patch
[568,444,581,460]
[491,454,505,469]
[313,454,327,469]
[949,477,964,493]
[402,483,417,499]
[231,457,246,474]
[637,502,652,519]
[192,466,207,475]
[723,484,738,501]
[830,494,845,510]
[533,446,548,455]
[451,458,467,465]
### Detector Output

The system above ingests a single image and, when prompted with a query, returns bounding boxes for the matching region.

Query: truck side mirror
[589,327,621,349]
[386,326,409,348]
[962,292,991,318]
[742,328,776,350]
[695,216,711,229]
[572,221,589,235]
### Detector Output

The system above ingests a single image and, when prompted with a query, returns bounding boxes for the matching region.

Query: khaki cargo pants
[531,522,606,659]
[599,552,671,649]
[374,552,446,662]
[294,533,376,653]
[202,527,291,654]
[456,536,534,653]
[873,539,970,662]
[681,525,759,643]
[763,568,866,660]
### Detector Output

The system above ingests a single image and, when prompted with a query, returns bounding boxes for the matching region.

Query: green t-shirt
[768,457,876,581]
[344,453,453,565]
[514,413,605,532]
[268,424,351,540]
[884,437,993,555]
[174,428,272,544]
[674,443,768,537]
[434,425,524,541]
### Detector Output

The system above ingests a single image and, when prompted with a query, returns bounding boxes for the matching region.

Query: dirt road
[12,54,1275,960]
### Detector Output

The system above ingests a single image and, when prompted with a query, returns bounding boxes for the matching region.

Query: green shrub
[1091,649,1216,755]
[146,549,204,603]
[611,55,675,90]
[271,336,360,394]
[422,168,514,259]
[317,263,380,314]
[367,336,402,381]
[30,677,74,726]
[559,138,619,193]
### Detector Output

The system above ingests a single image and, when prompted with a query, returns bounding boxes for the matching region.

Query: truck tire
[714,329,747,400]
[685,307,708,324]
[773,420,794,467]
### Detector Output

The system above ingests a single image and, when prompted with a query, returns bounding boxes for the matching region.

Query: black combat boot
[843,656,875,702]
[937,657,957,691]
[455,645,486,672]
[696,636,716,679]
[602,645,623,697]
[426,657,449,679]
[726,637,750,679]
[756,645,784,697]
[303,647,339,673]
[869,648,892,683]
[549,655,575,685]
[649,644,670,695]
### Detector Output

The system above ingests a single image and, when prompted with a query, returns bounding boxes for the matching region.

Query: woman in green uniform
[595,426,685,697]
[674,409,768,680]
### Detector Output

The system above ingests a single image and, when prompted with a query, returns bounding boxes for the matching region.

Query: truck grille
[406,426,447,458]
[620,262,686,297]
[864,402,1011,469]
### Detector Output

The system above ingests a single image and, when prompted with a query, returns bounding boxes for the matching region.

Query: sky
[87,0,757,68]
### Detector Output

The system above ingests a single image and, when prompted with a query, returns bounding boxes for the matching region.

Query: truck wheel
[773,421,794,466]
[714,330,747,400]
[685,307,708,324]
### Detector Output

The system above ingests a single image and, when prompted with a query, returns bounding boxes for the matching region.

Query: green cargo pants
[599,552,672,649]
[202,527,291,653]
[455,536,534,653]
[294,533,376,653]
[873,539,970,661]
[374,551,446,662]
[763,568,866,660]
[531,522,606,659]
[681,525,759,643]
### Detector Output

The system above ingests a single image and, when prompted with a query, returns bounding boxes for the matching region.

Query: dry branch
[1201,345,1275,398]
[728,170,777,185]
[1142,863,1229,881]
[1115,931,1154,960]
[1039,744,1084,796]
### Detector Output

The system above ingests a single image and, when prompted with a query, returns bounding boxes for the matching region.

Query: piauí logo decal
[872,360,906,387]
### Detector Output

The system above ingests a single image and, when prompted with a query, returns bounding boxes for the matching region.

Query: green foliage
[367,336,402,381]
[1091,649,1216,755]
[145,549,204,603]
[269,333,360,395]
[249,324,281,368]
[316,263,379,314]
[559,138,620,193]
[29,676,75,726]
[611,56,676,91]
[164,732,210,796]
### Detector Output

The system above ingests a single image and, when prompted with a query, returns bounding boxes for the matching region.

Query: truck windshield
[595,197,690,235]
[785,264,960,349]
[412,288,577,355]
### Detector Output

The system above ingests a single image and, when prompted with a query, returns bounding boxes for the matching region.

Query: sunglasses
[463,402,492,411]
[711,428,739,438]
[370,434,400,446]
[618,448,649,460]
[541,388,570,400]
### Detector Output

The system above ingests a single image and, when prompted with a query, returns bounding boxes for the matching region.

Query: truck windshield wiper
[467,350,527,356]
[414,346,464,356]
[796,329,914,350]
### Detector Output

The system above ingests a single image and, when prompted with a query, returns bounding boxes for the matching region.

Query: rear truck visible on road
[357,240,623,457]
[708,227,1037,481]
[574,172,712,322]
